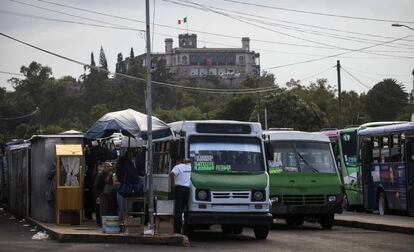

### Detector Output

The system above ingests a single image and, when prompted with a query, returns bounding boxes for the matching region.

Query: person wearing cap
[170,158,192,234]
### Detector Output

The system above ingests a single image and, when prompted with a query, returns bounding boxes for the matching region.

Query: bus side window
[382,136,390,163]
[372,137,381,164]
[390,134,402,163]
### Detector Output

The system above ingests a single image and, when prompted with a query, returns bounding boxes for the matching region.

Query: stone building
[132,33,260,85]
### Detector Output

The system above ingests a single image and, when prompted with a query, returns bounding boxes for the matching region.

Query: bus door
[406,138,414,213]
[361,140,373,209]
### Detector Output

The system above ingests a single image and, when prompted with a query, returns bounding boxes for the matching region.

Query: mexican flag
[178,17,187,25]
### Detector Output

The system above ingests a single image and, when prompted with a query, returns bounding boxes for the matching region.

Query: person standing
[170,158,192,234]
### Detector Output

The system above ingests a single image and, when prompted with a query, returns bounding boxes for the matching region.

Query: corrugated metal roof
[55,144,83,156]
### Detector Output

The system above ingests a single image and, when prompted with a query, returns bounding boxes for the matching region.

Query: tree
[116,53,124,73]
[365,79,408,121]
[130,47,135,65]
[214,95,256,121]
[89,104,108,123]
[99,46,108,70]
[90,52,96,67]
[251,90,327,131]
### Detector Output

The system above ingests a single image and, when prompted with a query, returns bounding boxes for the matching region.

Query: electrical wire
[0,32,280,94]
[0,70,25,77]
[167,0,414,51]
[341,65,413,77]
[175,0,414,59]
[0,107,39,120]
[0,9,145,32]
[223,0,414,24]
[177,0,414,44]
[34,0,400,51]
[341,66,372,90]
[263,33,414,70]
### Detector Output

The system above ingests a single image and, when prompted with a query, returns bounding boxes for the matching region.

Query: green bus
[168,120,273,239]
[265,130,343,229]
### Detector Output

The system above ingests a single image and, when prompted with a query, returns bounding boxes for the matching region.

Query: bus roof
[358,121,408,130]
[358,122,414,137]
[169,120,263,136]
[265,130,331,143]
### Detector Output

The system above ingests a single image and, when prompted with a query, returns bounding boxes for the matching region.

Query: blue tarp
[84,109,172,140]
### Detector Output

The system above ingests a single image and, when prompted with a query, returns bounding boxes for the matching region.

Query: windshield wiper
[295,151,319,173]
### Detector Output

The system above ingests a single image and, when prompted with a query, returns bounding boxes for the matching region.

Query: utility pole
[337,60,342,129]
[145,0,154,233]
[411,69,414,103]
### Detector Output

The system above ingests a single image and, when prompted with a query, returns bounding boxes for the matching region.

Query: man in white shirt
[170,158,192,234]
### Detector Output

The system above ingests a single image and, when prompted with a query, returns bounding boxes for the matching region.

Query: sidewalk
[27,217,189,246]
[334,211,414,234]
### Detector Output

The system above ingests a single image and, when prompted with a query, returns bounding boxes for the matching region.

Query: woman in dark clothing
[99,162,118,217]
[114,150,143,223]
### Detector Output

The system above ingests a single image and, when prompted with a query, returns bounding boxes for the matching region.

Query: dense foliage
[0,53,410,144]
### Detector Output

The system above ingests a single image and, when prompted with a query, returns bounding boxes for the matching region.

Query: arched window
[239,56,245,65]
[182,55,188,65]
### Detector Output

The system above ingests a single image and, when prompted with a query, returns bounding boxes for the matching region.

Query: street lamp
[391,23,414,31]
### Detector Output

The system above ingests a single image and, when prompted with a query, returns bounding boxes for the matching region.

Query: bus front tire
[320,214,334,230]
[253,225,270,240]
[378,192,388,216]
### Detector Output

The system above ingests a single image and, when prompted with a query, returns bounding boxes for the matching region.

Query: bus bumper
[187,212,273,225]
[271,203,342,215]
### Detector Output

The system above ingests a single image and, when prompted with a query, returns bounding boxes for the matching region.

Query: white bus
[159,120,273,239]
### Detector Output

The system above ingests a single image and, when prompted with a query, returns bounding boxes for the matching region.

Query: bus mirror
[265,142,274,161]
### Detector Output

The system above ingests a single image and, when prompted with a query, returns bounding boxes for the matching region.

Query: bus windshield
[189,136,264,172]
[340,131,357,166]
[268,141,336,173]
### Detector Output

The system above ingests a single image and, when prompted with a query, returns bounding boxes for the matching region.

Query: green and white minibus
[265,130,343,229]
[168,120,273,239]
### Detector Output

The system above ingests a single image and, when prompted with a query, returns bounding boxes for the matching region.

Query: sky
[0,0,413,94]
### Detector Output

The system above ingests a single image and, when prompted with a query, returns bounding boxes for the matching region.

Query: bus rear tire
[378,192,388,216]
[253,225,270,240]
[233,225,243,234]
[320,214,334,230]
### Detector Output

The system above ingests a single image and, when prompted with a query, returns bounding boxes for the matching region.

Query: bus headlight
[328,195,337,202]
[196,189,210,201]
[252,190,265,201]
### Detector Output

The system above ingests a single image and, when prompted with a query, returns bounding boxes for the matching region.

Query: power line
[223,0,414,24]
[0,9,145,32]
[8,2,411,60]
[0,70,24,77]
[341,66,372,90]
[185,1,414,44]
[35,0,398,52]
[264,33,414,70]
[341,65,413,77]
[0,107,39,120]
[175,0,414,59]
[0,32,280,94]
[167,0,414,51]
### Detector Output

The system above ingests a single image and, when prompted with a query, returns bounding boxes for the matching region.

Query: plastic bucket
[102,216,120,233]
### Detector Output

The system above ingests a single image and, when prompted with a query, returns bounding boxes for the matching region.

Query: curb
[334,219,414,235]
[27,218,189,246]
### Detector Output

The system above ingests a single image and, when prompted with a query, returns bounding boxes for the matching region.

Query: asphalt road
[0,209,413,252]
